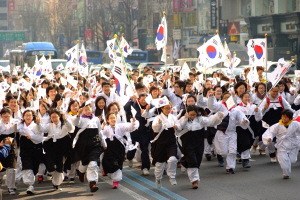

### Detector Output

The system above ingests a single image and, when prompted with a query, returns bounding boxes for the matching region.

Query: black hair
[46,85,58,97]
[281,109,293,120]
[234,81,247,95]
[94,96,107,117]
[39,101,50,113]
[41,79,50,86]
[101,81,111,87]
[67,99,80,113]
[278,80,290,94]
[0,107,12,115]
[21,110,37,124]
[49,108,64,128]
[135,83,145,90]
[203,87,213,97]
[105,112,117,124]
[138,92,148,99]
[240,92,250,99]
[137,77,143,83]
[5,94,18,103]
[255,82,266,93]
[51,93,62,108]
[174,80,186,91]
[186,105,207,117]
[58,84,65,91]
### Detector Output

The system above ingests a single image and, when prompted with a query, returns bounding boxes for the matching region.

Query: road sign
[173,29,181,40]
[0,32,25,41]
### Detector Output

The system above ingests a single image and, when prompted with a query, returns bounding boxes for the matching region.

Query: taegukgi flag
[155,15,168,51]
[197,34,226,67]
[247,38,267,66]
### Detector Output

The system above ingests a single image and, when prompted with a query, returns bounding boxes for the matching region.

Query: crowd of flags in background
[0,13,293,111]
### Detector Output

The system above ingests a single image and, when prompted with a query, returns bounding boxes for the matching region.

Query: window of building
[184,13,196,27]
[241,0,251,17]
[0,1,6,7]
[174,13,182,27]
[287,0,296,12]
[0,13,7,20]
[0,26,7,30]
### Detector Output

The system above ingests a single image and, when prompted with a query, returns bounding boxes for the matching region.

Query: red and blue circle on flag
[156,25,165,41]
[254,45,263,59]
[206,45,217,59]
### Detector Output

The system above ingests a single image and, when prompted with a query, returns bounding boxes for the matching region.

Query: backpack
[266,96,284,109]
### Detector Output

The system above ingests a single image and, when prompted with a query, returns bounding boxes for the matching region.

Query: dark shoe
[226,168,235,174]
[218,161,224,167]
[63,176,68,181]
[53,185,62,191]
[90,181,99,192]
[78,171,85,183]
[283,176,290,179]
[37,175,43,183]
[242,159,251,168]
[217,154,224,167]
[205,154,212,161]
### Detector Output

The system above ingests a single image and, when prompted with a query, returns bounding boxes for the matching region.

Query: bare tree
[86,0,119,50]
[16,0,48,42]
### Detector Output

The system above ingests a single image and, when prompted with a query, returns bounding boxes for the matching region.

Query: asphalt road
[2,150,300,200]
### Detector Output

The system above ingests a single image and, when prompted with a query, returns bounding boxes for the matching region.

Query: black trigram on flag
[109,43,114,50]
[82,63,88,68]
[114,66,122,76]
[212,39,218,45]
[72,58,77,64]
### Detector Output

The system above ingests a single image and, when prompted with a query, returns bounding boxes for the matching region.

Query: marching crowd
[1,64,300,196]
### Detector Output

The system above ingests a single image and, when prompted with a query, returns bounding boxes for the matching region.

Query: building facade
[245,0,300,65]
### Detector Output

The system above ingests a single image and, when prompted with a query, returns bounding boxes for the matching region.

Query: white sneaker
[181,165,186,173]
[155,179,162,188]
[169,178,177,185]
[271,157,277,163]
[26,185,35,195]
[142,168,149,176]
[128,160,133,168]
[8,188,16,195]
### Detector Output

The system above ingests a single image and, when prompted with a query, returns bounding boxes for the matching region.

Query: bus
[124,50,160,68]
[86,50,103,65]
[10,42,58,71]
[102,49,160,68]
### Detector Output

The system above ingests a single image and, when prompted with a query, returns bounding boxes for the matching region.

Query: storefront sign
[211,0,217,29]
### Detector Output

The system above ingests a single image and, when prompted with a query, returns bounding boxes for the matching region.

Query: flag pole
[115,33,142,110]
[203,38,207,81]
[233,51,237,83]
[219,34,224,80]
[76,40,80,80]
[162,11,167,74]
[264,34,268,81]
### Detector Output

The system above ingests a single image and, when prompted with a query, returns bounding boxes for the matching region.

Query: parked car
[50,59,67,70]
[0,60,10,72]
[137,62,167,73]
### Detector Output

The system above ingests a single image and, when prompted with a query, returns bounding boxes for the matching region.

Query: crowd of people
[0,64,300,196]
